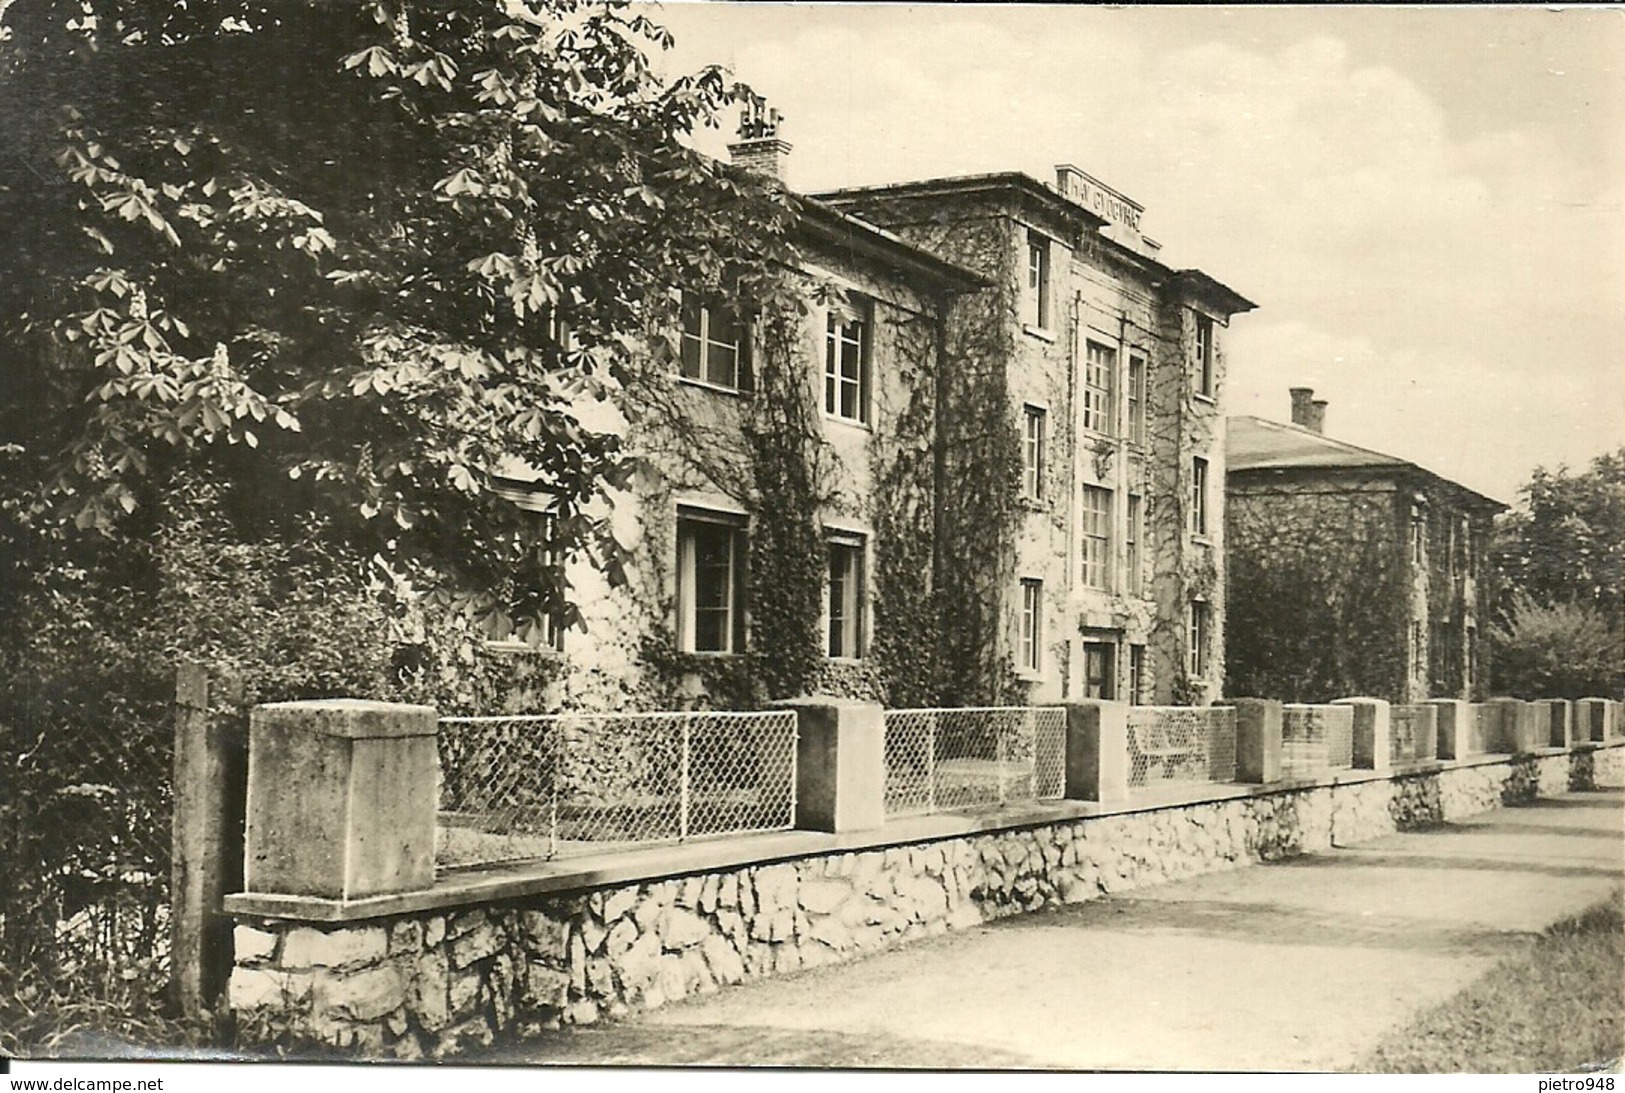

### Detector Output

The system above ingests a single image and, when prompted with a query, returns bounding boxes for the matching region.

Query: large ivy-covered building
[520,118,989,713]
[1225,389,1506,704]
[519,120,1257,711]
[819,166,1254,706]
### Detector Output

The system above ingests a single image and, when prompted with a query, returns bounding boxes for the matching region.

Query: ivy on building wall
[931,238,1027,707]
[867,309,948,707]
[1226,482,1410,702]
[738,294,835,701]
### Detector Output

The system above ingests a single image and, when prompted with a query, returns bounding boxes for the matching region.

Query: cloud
[1229,319,1613,504]
[653,6,1624,503]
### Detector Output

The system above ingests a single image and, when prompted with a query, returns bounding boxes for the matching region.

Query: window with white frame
[1022,405,1046,500]
[1083,341,1116,435]
[1081,485,1112,590]
[823,303,869,423]
[1188,600,1210,678]
[1194,314,1215,397]
[1126,494,1143,596]
[1190,457,1209,537]
[1128,644,1146,705]
[1025,231,1051,330]
[827,533,866,659]
[679,292,749,391]
[1019,578,1043,674]
[678,510,746,654]
[1410,506,1426,565]
[1127,354,1146,446]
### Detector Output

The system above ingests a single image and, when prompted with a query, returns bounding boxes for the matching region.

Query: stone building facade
[1226,389,1506,704]
[496,129,1255,711]
[514,160,987,712]
[819,167,1254,706]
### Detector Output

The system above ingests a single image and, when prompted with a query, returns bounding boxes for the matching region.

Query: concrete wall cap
[251,699,439,739]
[1331,696,1389,706]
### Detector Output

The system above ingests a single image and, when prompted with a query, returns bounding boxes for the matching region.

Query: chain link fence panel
[881,707,1064,819]
[1127,706,1237,790]
[436,710,797,869]
[1390,704,1438,766]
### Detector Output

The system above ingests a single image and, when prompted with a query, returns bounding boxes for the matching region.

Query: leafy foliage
[0,0,793,636]
[1493,449,1625,622]
[0,0,796,1045]
[1492,449,1624,698]
[1490,591,1624,700]
[1226,487,1409,702]
[738,297,832,702]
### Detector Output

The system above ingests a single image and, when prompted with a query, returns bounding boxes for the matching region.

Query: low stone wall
[226,745,1615,1058]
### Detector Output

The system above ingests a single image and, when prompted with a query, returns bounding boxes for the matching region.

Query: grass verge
[1354,891,1624,1073]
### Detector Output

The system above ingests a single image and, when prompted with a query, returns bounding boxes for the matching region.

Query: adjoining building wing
[1226,390,1506,705]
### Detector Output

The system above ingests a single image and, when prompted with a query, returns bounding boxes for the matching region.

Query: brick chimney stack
[1288,388,1327,434]
[728,94,791,183]
[1289,387,1315,428]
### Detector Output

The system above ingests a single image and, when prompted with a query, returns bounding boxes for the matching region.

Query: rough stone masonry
[227,746,1613,1058]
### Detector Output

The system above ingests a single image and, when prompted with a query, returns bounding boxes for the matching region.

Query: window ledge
[1190,535,1213,548]
[1017,496,1051,514]
[482,640,564,659]
[823,414,873,433]
[1022,324,1057,344]
[826,656,866,666]
[1192,392,1218,407]
[676,375,748,398]
[1015,669,1046,683]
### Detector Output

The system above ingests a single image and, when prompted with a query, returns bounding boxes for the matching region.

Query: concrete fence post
[1229,699,1283,784]
[1428,699,1470,761]
[170,665,248,1021]
[1611,700,1624,740]
[1547,699,1574,749]
[778,698,885,833]
[1334,697,1391,772]
[1064,701,1129,804]
[1575,698,1609,744]
[245,699,439,901]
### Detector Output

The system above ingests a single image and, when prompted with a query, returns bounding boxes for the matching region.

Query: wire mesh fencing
[1326,706,1355,769]
[1389,705,1439,766]
[1127,706,1237,790]
[881,707,1066,818]
[436,709,797,869]
[1280,704,1355,780]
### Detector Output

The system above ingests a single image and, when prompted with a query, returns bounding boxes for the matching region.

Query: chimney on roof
[1288,387,1327,434]
[1289,387,1315,428]
[728,94,791,183]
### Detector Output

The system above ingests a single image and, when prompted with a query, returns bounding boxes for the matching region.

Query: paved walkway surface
[491,788,1625,1071]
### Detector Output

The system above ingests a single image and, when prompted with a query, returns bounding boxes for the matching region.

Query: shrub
[1491,592,1624,699]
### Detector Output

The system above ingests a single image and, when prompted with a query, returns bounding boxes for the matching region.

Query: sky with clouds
[647,3,1625,506]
